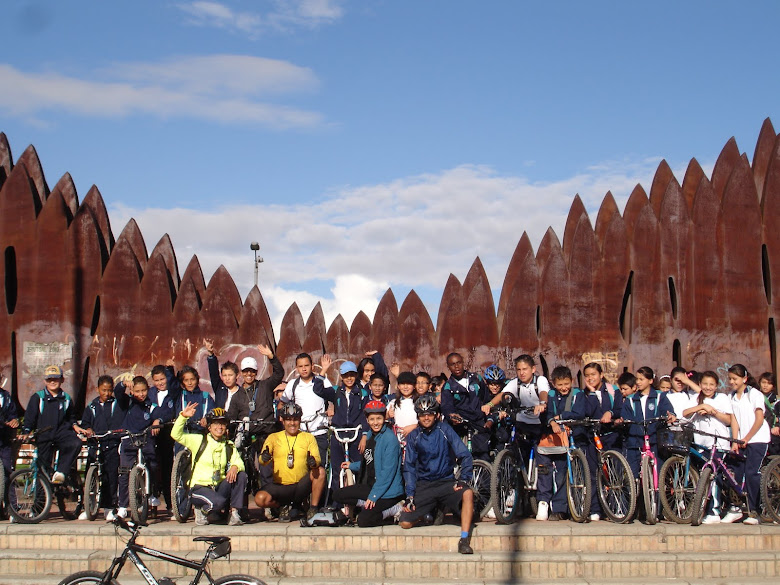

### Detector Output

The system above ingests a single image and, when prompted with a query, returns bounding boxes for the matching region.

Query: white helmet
[240,356,258,371]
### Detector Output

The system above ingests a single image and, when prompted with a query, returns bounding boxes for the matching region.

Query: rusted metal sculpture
[0,119,778,413]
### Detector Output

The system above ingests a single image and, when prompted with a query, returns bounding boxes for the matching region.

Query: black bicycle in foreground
[57,516,265,585]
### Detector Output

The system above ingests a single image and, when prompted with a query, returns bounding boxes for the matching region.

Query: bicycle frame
[330,426,362,488]
[100,519,224,585]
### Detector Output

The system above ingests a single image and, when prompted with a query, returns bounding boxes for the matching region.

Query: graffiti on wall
[582,351,620,385]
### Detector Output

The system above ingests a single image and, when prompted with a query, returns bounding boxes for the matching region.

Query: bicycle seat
[193,536,230,544]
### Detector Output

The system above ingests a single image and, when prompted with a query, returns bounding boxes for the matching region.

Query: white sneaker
[149,496,161,507]
[78,511,88,520]
[195,507,209,526]
[536,501,549,521]
[702,514,721,524]
[105,509,116,522]
[589,513,601,522]
[486,507,496,520]
[722,507,743,524]
[115,507,128,519]
[743,514,760,525]
[51,471,66,484]
[228,509,244,526]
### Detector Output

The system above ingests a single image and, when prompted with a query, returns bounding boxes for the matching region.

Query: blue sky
[1,1,778,334]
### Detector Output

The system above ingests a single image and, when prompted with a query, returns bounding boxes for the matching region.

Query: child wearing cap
[388,371,418,440]
[312,360,369,502]
[333,400,404,526]
[21,365,82,485]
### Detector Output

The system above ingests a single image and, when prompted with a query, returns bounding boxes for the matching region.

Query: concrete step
[1,518,778,584]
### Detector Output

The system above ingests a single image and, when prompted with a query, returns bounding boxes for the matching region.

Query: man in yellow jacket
[254,401,324,522]
[172,403,246,526]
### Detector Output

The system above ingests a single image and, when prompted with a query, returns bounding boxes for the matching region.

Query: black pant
[332,483,401,527]
[37,428,82,476]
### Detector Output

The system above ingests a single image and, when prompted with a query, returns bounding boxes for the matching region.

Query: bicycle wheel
[760,457,780,523]
[566,448,591,522]
[659,455,700,524]
[470,460,493,519]
[214,575,268,585]
[57,570,119,585]
[171,449,192,523]
[57,470,84,520]
[84,465,100,521]
[490,449,520,524]
[128,466,149,524]
[640,456,658,525]
[689,466,713,526]
[597,449,636,523]
[7,468,52,523]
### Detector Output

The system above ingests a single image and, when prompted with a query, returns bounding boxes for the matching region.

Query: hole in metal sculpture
[763,244,772,305]
[770,318,777,380]
[4,246,17,315]
[90,296,101,336]
[619,271,634,342]
[672,339,682,367]
[668,277,678,320]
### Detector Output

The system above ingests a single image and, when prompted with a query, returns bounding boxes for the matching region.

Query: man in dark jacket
[399,394,475,555]
[440,352,491,461]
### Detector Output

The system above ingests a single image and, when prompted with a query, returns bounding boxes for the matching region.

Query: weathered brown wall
[0,119,777,413]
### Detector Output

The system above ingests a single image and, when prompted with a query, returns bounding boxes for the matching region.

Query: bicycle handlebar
[329,426,363,443]
[675,421,746,446]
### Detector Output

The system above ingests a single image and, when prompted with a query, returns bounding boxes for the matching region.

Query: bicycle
[760,455,780,523]
[7,428,84,523]
[657,423,703,524]
[124,427,159,525]
[627,416,669,525]
[579,418,636,523]
[82,430,123,521]
[550,418,591,523]
[233,418,278,515]
[448,415,493,520]
[57,516,265,585]
[689,429,748,525]
[489,402,539,524]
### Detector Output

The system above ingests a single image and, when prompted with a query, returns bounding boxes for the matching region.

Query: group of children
[3,345,777,547]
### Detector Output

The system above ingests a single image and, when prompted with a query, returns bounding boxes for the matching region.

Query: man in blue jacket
[399,394,475,555]
[440,352,490,461]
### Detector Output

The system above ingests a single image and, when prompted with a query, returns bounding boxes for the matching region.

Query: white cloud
[0,56,322,128]
[109,159,672,337]
[176,0,344,36]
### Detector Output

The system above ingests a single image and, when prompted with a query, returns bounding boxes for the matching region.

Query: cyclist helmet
[278,401,303,419]
[364,400,387,415]
[484,365,507,385]
[414,393,440,415]
[206,407,229,425]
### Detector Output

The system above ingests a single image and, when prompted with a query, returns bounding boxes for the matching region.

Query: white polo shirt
[690,393,733,449]
[730,387,770,444]
[502,375,550,424]
[283,376,333,436]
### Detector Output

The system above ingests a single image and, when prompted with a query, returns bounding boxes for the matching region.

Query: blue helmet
[484,365,506,385]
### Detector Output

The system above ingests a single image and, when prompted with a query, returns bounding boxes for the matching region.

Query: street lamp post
[250,242,263,288]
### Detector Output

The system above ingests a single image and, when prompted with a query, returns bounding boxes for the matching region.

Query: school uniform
[730,386,770,513]
[22,388,82,478]
[620,388,674,478]
[594,381,624,449]
[81,396,126,509]
[441,371,491,460]
[0,388,19,476]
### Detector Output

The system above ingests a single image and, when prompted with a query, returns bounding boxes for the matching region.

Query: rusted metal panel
[461,257,498,359]
[659,178,694,332]
[371,289,399,364]
[275,302,304,373]
[497,232,539,357]
[753,118,777,204]
[301,302,326,358]
[648,160,677,219]
[397,289,435,371]
[238,287,276,350]
[762,135,780,313]
[435,273,464,357]
[171,256,206,364]
[148,235,180,293]
[50,173,79,222]
[348,311,372,357]
[681,158,706,215]
[80,186,115,258]
[537,228,571,364]
[325,314,350,358]
[563,197,597,349]
[0,132,12,189]
[15,145,48,214]
[711,137,742,202]
[198,265,241,344]
[623,184,649,242]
